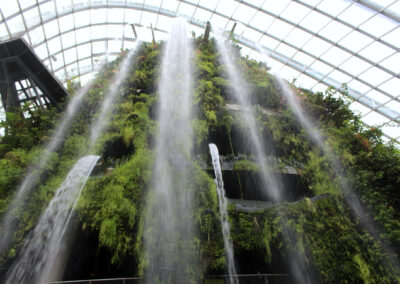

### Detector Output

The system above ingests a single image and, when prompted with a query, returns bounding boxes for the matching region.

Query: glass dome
[0,0,399,141]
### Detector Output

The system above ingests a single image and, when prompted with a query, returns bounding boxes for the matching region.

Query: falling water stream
[143,18,197,283]
[3,41,140,282]
[0,57,109,255]
[215,33,315,283]
[276,77,400,272]
[5,155,100,284]
[209,143,238,284]
[90,42,140,144]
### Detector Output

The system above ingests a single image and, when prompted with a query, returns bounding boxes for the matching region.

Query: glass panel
[359,14,398,38]
[268,20,293,39]
[39,1,56,22]
[44,20,59,39]
[292,51,314,67]
[337,3,375,26]
[75,27,91,44]
[108,8,125,23]
[280,1,311,23]
[178,2,197,17]
[261,0,291,15]
[194,8,213,22]
[47,37,62,53]
[19,0,37,10]
[24,7,41,28]
[339,56,371,76]
[358,67,392,87]
[296,74,318,90]
[364,90,391,105]
[124,9,142,24]
[320,46,352,66]
[1,1,20,18]
[358,41,395,63]
[140,11,158,27]
[284,27,313,47]
[317,0,351,17]
[64,48,78,65]
[259,35,280,50]
[215,1,237,16]
[379,53,400,74]
[347,80,371,94]
[29,26,45,45]
[91,9,108,24]
[249,12,274,32]
[92,41,106,54]
[77,43,92,59]
[233,4,256,23]
[162,0,179,12]
[8,15,25,34]
[338,30,374,52]
[145,0,163,7]
[382,123,400,139]
[302,36,330,57]
[52,53,65,70]
[362,111,390,126]
[107,24,124,39]
[275,43,297,59]
[280,65,300,80]
[381,26,400,47]
[199,0,219,10]
[299,10,331,33]
[59,14,74,33]
[56,0,72,13]
[108,40,122,52]
[156,15,173,32]
[378,78,400,96]
[329,70,352,84]
[379,101,400,119]
[319,20,352,42]
[309,60,333,76]
[349,101,372,116]
[74,10,90,28]
[35,43,48,59]
[61,31,76,49]
[91,25,107,40]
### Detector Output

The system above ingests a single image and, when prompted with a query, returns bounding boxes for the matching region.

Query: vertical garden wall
[0,38,399,283]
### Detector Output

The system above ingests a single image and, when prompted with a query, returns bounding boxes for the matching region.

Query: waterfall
[5,155,100,284]
[143,18,197,283]
[214,33,282,203]
[209,143,238,284]
[275,77,400,272]
[215,33,315,283]
[0,56,109,256]
[2,40,140,282]
[90,42,140,144]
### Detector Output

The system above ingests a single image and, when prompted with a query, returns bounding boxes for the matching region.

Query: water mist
[143,18,198,283]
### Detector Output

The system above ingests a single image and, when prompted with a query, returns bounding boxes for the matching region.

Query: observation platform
[0,38,68,112]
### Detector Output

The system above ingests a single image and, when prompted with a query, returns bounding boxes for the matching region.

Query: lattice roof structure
[0,0,399,140]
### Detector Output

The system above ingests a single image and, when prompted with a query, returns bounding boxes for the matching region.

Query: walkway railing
[47,274,291,284]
